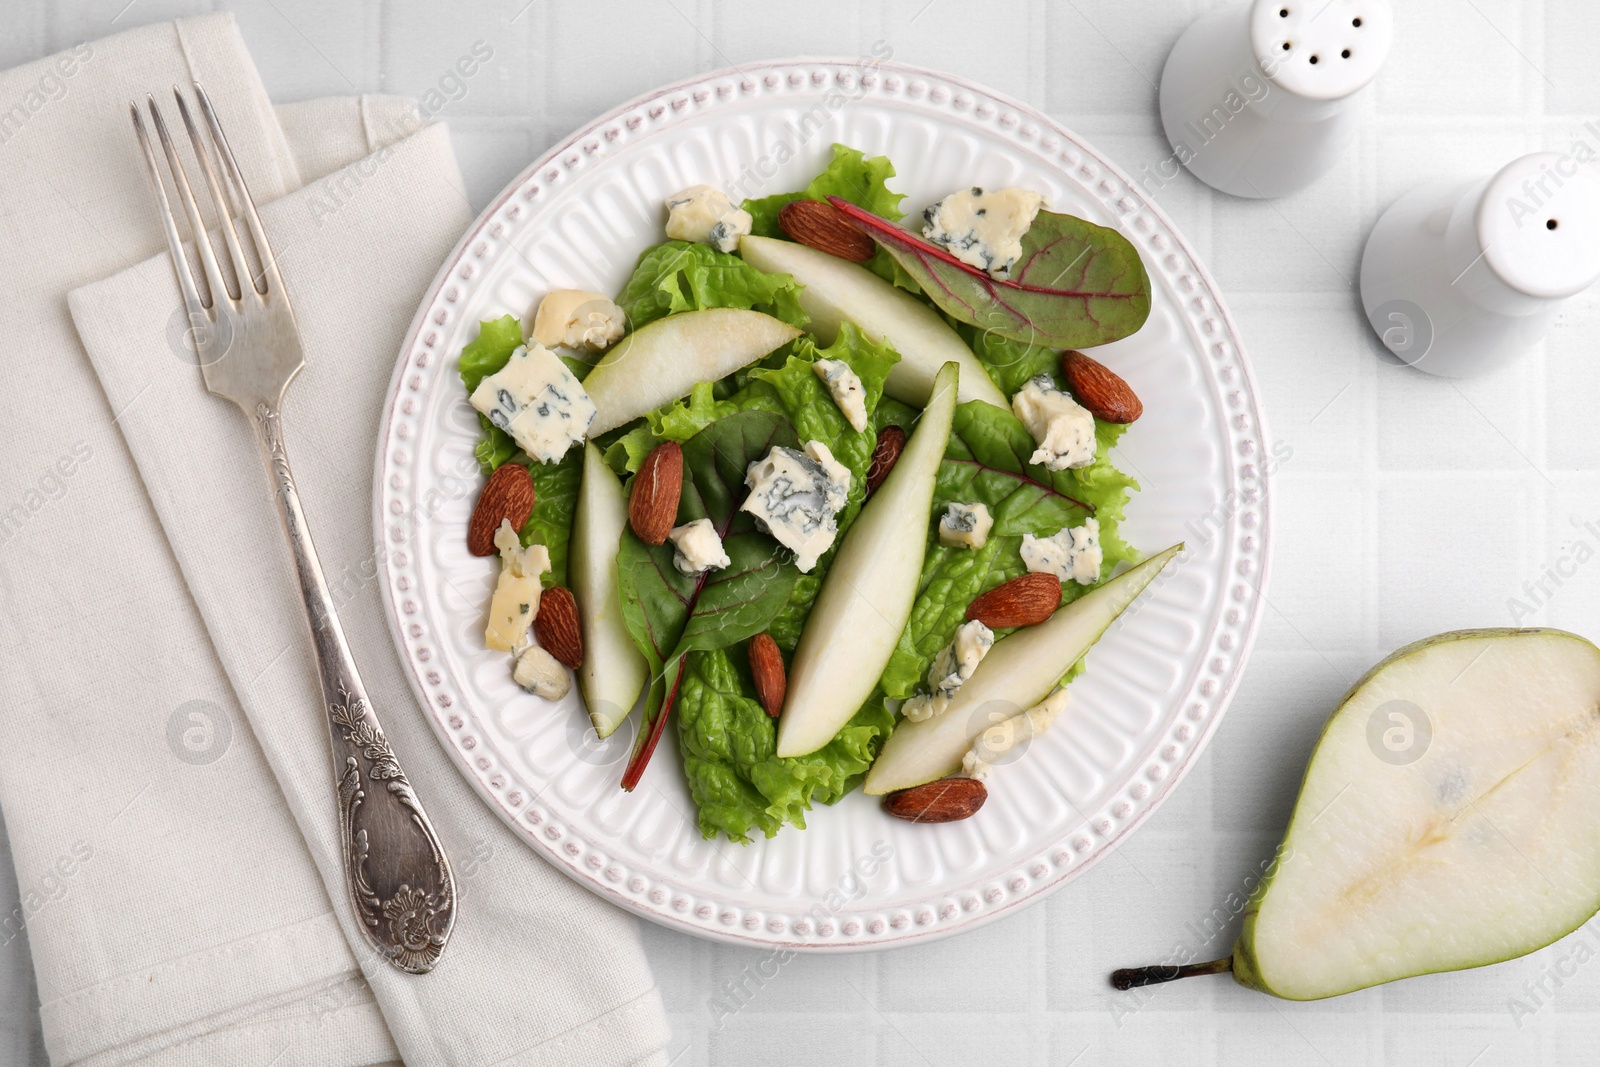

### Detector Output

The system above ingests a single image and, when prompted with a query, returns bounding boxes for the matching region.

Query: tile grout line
[1363,80,1382,667]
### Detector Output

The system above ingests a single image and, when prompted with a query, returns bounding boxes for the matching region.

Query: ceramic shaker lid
[1251,0,1393,101]
[1478,152,1600,300]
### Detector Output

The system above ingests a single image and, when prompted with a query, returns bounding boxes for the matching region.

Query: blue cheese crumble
[514,645,570,700]
[1012,374,1096,472]
[741,440,851,573]
[1020,517,1102,585]
[938,501,993,550]
[929,619,995,700]
[901,692,942,723]
[812,359,869,432]
[962,687,1069,780]
[921,186,1045,278]
[668,518,731,577]
[664,184,753,254]
[904,620,995,722]
[469,343,597,464]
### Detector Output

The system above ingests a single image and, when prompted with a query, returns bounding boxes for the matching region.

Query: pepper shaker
[1157,0,1392,199]
[1360,152,1600,378]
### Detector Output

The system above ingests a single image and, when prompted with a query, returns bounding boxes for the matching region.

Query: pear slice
[1113,628,1600,1001]
[584,308,801,435]
[775,362,960,759]
[569,442,648,737]
[739,235,1006,410]
[864,543,1182,795]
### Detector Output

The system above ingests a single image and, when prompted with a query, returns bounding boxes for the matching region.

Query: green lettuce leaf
[460,314,524,474]
[872,395,920,435]
[603,381,746,476]
[524,450,581,587]
[743,143,920,292]
[474,431,518,474]
[616,241,807,332]
[745,142,906,235]
[615,411,803,787]
[748,324,899,650]
[611,325,901,838]
[879,401,1140,698]
[457,314,578,580]
[677,646,895,842]
[607,322,903,649]
[599,239,812,477]
[458,313,523,392]
[957,324,1062,398]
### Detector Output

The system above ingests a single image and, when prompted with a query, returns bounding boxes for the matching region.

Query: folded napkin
[0,15,666,1066]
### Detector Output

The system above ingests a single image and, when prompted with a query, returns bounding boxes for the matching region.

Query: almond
[533,585,583,669]
[628,442,682,545]
[882,777,988,823]
[966,572,1062,629]
[1063,350,1142,424]
[865,424,906,496]
[747,633,786,718]
[778,199,876,263]
[468,463,536,556]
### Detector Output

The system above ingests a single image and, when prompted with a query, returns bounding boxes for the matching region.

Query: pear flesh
[583,308,801,435]
[1117,628,1600,1000]
[569,442,648,737]
[1238,629,1600,999]
[738,235,1006,410]
[865,544,1183,795]
[774,362,960,759]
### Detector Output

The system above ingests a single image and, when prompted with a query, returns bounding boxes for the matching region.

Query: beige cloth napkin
[0,14,666,1067]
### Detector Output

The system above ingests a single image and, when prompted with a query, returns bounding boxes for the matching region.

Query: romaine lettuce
[879,402,1139,698]
[456,313,579,583]
[616,240,807,332]
[678,646,893,842]
[618,323,901,840]
[743,143,920,292]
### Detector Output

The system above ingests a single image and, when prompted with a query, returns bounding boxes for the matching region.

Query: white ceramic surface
[1361,152,1600,378]
[374,58,1272,951]
[1160,0,1392,199]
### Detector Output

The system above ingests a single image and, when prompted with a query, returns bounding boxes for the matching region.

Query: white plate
[375,59,1272,951]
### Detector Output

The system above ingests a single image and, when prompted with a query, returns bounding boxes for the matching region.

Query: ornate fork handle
[256,404,455,974]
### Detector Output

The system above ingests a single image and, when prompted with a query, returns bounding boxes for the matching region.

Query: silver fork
[131,84,455,975]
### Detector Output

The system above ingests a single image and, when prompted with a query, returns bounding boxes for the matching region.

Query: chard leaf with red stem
[826,195,1151,350]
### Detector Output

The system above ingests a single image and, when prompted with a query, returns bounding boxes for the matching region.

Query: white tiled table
[7,1,1600,1063]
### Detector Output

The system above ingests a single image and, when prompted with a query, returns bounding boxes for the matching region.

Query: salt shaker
[1360,152,1600,378]
[1157,0,1392,199]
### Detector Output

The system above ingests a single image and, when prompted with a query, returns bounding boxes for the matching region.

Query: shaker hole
[1353,17,1363,26]
[1309,54,1319,64]
[1282,41,1292,50]
[1548,219,1560,230]
[1280,8,1289,16]
[1341,49,1352,58]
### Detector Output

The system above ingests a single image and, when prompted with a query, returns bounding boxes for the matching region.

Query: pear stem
[1110,956,1232,990]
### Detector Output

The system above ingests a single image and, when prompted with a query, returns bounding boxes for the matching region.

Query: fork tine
[130,103,208,319]
[192,82,285,297]
[173,88,253,300]
[146,94,234,307]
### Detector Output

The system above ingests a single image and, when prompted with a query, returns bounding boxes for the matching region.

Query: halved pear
[739,235,1006,410]
[584,308,800,435]
[775,362,960,759]
[864,544,1183,795]
[1113,628,1600,1001]
[569,442,648,737]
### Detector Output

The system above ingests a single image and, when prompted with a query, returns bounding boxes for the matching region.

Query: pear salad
[457,145,1180,842]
